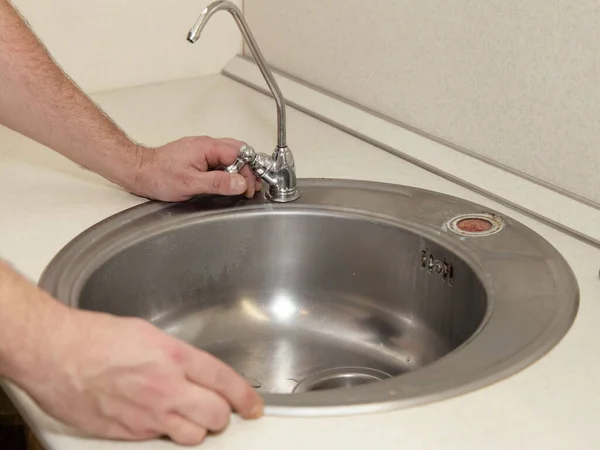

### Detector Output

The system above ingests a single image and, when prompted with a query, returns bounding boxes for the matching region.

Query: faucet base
[265,187,301,203]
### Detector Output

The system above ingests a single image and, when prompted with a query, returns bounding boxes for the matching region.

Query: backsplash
[12,0,243,93]
[244,0,600,206]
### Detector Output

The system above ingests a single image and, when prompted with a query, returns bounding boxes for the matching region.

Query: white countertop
[1,73,600,450]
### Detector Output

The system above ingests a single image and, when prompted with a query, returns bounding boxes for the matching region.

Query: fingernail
[249,403,264,419]
[230,175,246,193]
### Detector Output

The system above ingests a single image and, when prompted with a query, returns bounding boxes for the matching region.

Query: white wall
[12,0,243,93]
[244,0,600,205]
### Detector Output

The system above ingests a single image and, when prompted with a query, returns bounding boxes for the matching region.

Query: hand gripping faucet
[187,1,300,202]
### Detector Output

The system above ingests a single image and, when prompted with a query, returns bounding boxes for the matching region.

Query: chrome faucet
[187,1,300,202]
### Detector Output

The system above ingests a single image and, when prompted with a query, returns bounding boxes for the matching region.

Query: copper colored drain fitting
[447,213,504,237]
[456,218,493,233]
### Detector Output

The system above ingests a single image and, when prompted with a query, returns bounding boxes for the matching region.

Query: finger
[91,409,159,442]
[181,345,264,419]
[95,398,161,441]
[204,138,246,168]
[239,165,256,198]
[255,179,262,192]
[164,414,208,446]
[208,138,260,198]
[219,137,245,147]
[101,422,158,442]
[174,384,231,432]
[190,171,248,196]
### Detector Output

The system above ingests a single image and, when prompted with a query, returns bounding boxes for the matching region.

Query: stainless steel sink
[39,179,579,416]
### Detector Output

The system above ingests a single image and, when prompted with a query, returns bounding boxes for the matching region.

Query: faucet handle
[224,144,297,202]
[225,144,257,174]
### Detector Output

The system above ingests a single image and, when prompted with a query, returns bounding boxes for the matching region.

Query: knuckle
[166,417,207,446]
[164,341,186,365]
[138,375,172,409]
[181,174,196,189]
[111,407,160,440]
[184,135,202,144]
[209,364,251,405]
[207,362,230,389]
[210,173,226,191]
[205,400,231,431]
[166,416,186,440]
[188,135,209,147]
[139,376,161,396]
[126,419,156,438]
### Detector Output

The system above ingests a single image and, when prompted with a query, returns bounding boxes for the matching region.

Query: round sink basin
[39,179,579,416]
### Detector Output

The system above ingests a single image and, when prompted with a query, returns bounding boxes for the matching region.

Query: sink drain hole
[293,367,392,393]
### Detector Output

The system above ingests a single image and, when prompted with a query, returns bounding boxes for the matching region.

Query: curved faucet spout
[187,1,287,149]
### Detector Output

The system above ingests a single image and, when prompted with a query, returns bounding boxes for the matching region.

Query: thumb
[197,171,247,196]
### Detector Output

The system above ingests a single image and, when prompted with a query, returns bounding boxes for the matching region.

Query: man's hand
[0,4,266,446]
[0,262,264,446]
[130,136,262,202]
[0,3,262,204]
[20,311,263,446]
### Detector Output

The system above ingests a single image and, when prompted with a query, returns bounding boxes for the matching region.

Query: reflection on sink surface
[80,210,485,395]
[39,179,578,416]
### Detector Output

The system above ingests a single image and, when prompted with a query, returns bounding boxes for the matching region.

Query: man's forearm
[0,1,142,189]
[0,260,69,383]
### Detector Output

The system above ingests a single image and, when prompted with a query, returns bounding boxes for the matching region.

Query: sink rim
[38,178,580,417]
